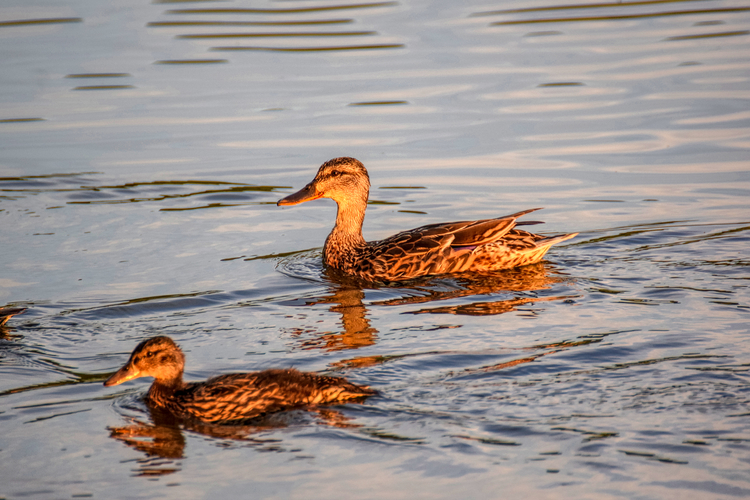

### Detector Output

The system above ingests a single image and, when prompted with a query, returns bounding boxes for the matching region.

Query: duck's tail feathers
[536,232,578,249]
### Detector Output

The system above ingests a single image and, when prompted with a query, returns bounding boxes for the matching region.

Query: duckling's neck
[324,195,368,266]
[147,375,186,405]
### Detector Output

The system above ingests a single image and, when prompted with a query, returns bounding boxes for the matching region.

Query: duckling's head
[104,336,185,387]
[277,157,370,207]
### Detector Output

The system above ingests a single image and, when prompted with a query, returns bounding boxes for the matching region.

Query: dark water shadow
[148,19,355,27]
[0,18,82,28]
[164,2,398,15]
[149,1,402,58]
[0,172,286,210]
[178,31,377,39]
[473,0,750,25]
[211,44,404,52]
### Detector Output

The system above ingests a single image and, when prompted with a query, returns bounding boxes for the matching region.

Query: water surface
[1,0,749,498]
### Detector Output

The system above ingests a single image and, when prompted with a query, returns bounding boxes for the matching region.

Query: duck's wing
[382,208,543,250]
[370,208,540,268]
[361,209,545,279]
[447,208,544,247]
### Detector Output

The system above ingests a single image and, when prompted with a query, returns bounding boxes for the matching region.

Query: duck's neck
[147,375,185,405]
[324,194,368,265]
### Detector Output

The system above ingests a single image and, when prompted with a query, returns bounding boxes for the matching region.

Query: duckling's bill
[104,363,141,387]
[277,182,322,206]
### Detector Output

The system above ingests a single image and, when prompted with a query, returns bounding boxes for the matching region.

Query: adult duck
[277,157,577,281]
[104,336,375,423]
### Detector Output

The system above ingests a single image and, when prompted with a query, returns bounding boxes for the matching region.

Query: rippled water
[2,0,749,498]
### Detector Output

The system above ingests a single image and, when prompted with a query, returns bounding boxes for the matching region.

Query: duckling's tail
[313,379,377,404]
[334,382,377,400]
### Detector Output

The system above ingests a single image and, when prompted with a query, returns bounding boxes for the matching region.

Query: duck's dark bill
[277,183,322,206]
[104,363,140,387]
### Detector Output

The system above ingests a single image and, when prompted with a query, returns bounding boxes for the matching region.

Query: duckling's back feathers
[154,368,375,423]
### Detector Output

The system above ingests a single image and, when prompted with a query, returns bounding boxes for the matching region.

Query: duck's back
[164,368,374,423]
[335,209,576,281]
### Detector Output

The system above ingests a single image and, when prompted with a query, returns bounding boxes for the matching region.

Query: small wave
[276,249,326,283]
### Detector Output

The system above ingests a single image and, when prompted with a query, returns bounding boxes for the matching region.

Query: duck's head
[104,336,185,387]
[277,157,370,207]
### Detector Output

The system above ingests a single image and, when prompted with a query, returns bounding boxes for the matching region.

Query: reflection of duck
[287,264,574,354]
[104,336,376,423]
[371,263,568,307]
[277,157,577,281]
[108,405,365,465]
[306,270,379,351]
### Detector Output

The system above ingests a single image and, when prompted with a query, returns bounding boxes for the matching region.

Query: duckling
[277,157,578,281]
[104,336,375,423]
[0,307,26,327]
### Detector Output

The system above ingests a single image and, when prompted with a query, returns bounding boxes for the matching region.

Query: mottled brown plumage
[277,157,578,281]
[104,336,375,423]
[0,307,26,327]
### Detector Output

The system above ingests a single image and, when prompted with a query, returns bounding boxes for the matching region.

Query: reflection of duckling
[104,336,376,423]
[278,157,577,281]
[0,307,26,327]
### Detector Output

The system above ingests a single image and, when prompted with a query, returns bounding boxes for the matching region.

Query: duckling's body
[277,157,578,281]
[104,336,375,423]
[0,307,26,327]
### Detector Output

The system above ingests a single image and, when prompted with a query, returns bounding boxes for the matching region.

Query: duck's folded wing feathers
[381,208,545,250]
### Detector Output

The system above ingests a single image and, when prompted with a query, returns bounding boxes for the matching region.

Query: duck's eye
[146,351,154,358]
[330,170,341,177]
